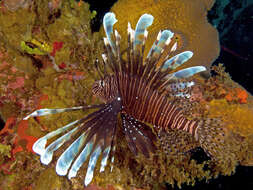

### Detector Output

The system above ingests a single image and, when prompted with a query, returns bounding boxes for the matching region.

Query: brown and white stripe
[116,73,199,137]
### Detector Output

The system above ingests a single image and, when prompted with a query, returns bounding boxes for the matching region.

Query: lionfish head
[92,78,106,100]
[92,75,118,103]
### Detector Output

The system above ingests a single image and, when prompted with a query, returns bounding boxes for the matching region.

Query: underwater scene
[0,0,252,189]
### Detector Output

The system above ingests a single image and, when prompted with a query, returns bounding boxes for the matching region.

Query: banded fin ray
[128,22,135,45]
[143,30,175,87]
[28,98,122,186]
[36,105,112,165]
[69,98,120,182]
[68,142,93,179]
[104,37,120,75]
[40,126,79,165]
[56,133,87,176]
[85,146,102,186]
[103,12,118,55]
[127,22,135,75]
[32,119,81,156]
[156,66,206,92]
[139,31,176,89]
[23,104,102,120]
[132,14,153,75]
[133,13,154,52]
[101,12,206,95]
[167,66,206,80]
[147,30,174,61]
[80,103,118,151]
[145,50,194,90]
[81,98,121,186]
[29,104,104,157]
[121,113,156,157]
[162,51,194,70]
[100,146,111,172]
[110,145,116,172]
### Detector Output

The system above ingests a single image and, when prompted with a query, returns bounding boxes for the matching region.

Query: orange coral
[225,88,248,104]
[109,0,219,70]
[236,88,248,103]
[225,93,233,102]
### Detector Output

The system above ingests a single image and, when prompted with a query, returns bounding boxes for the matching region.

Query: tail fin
[158,128,199,155]
[195,118,229,160]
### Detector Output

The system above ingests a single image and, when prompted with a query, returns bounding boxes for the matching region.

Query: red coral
[50,41,64,56]
[59,62,66,69]
[0,117,38,155]
[12,120,38,155]
[0,117,16,135]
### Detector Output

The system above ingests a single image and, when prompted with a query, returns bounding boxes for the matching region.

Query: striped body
[24,12,227,186]
[94,73,199,138]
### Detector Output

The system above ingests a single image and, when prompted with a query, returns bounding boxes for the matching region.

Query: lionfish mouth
[24,11,208,186]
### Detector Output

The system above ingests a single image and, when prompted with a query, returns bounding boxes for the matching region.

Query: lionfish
[24,12,226,186]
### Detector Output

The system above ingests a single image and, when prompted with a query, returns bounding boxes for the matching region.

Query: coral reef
[0,0,252,190]
[0,0,102,189]
[0,0,102,121]
[109,0,220,70]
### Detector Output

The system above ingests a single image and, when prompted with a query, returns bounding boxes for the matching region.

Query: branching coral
[109,0,220,70]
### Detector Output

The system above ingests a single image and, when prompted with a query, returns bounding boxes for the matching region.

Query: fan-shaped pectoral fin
[121,113,156,157]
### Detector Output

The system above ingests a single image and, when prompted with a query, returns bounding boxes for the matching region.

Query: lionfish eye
[100,80,104,87]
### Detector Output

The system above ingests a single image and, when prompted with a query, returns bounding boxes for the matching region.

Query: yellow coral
[109,0,219,69]
[35,168,70,190]
[207,99,253,137]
